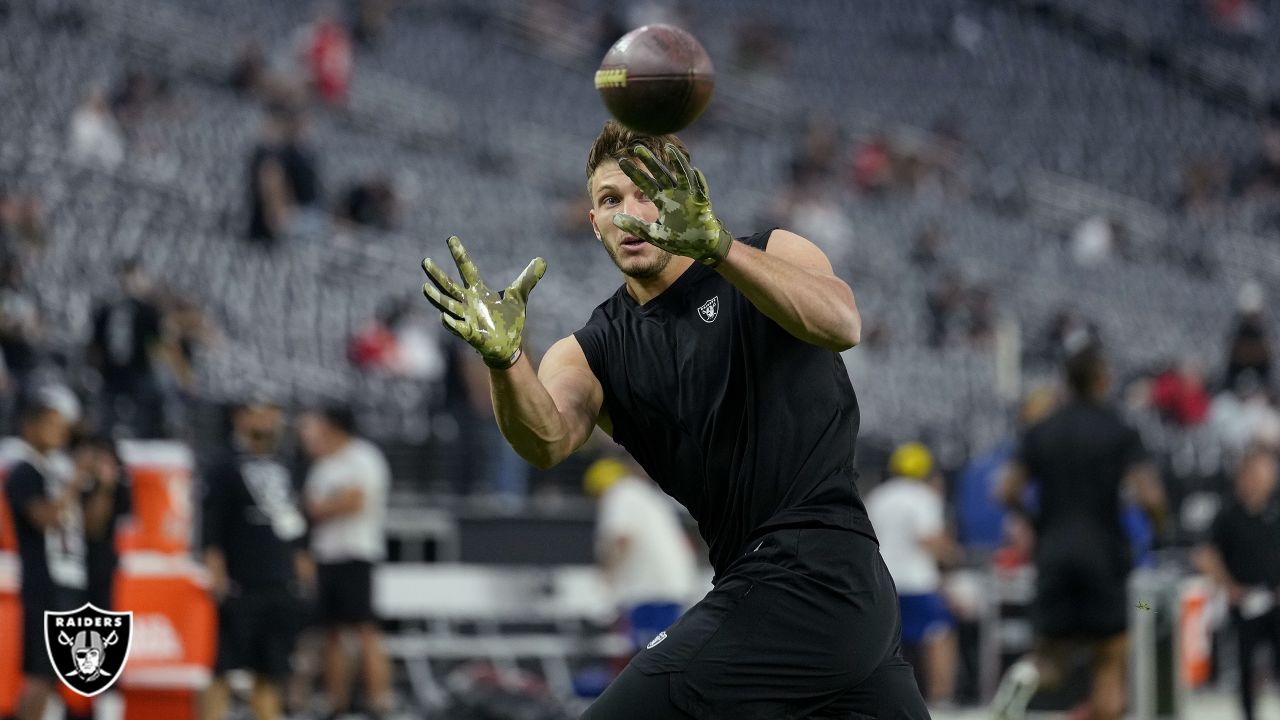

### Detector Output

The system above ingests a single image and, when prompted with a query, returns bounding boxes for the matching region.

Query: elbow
[522,445,563,471]
[826,309,861,352]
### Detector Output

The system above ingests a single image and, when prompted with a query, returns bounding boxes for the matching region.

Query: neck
[625,255,696,305]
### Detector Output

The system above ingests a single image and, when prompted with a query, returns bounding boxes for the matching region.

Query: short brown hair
[585,119,689,197]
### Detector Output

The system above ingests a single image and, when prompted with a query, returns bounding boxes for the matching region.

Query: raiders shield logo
[45,603,133,697]
[697,296,719,323]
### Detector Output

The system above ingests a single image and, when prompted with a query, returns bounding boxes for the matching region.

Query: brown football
[595,24,715,135]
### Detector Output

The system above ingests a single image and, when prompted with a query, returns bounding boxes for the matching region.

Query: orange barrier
[0,592,20,716]
[0,442,25,716]
[114,441,212,720]
[1179,577,1211,689]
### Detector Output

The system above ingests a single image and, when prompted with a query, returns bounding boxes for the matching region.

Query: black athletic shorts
[21,587,85,678]
[1034,540,1129,638]
[316,560,376,626]
[582,527,931,720]
[215,592,303,681]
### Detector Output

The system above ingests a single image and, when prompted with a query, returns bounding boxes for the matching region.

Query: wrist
[701,226,734,268]
[484,347,522,370]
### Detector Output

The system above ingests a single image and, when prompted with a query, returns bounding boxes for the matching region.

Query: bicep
[764,229,836,275]
[539,336,606,450]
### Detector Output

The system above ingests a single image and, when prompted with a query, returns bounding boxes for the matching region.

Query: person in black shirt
[88,258,166,439]
[246,105,321,245]
[4,387,100,720]
[70,434,131,610]
[993,344,1166,720]
[418,120,928,718]
[201,400,313,720]
[1196,447,1280,720]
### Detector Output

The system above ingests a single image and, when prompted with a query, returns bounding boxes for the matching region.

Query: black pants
[582,528,930,720]
[1234,607,1280,720]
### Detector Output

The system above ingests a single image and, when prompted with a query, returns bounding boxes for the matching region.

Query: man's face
[1238,452,1278,505]
[235,404,281,455]
[27,410,71,453]
[588,160,673,280]
[296,413,332,459]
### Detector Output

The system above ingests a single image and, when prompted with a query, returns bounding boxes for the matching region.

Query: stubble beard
[603,239,673,280]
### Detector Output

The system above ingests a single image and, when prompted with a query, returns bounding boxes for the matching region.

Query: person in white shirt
[68,86,124,170]
[864,442,960,707]
[586,456,697,657]
[298,405,391,719]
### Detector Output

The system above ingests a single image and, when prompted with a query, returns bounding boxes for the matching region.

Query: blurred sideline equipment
[595,24,714,135]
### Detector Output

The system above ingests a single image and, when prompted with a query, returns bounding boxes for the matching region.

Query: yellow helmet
[584,457,630,497]
[889,442,933,480]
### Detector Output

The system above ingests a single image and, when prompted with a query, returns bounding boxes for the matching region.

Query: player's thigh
[580,663,695,720]
[814,648,930,720]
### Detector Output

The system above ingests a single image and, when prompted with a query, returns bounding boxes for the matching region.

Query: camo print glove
[613,143,734,268]
[421,236,546,369]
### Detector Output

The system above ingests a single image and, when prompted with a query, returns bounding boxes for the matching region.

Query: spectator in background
[865,442,960,708]
[909,222,945,272]
[88,258,167,439]
[0,257,45,393]
[0,189,47,250]
[1209,369,1280,462]
[925,270,966,348]
[348,0,391,47]
[299,405,393,720]
[1226,281,1271,388]
[4,386,92,720]
[993,344,1166,720]
[230,40,269,97]
[1151,356,1211,427]
[954,387,1057,551]
[71,433,130,611]
[850,133,893,196]
[349,298,445,381]
[1235,124,1280,200]
[110,68,170,131]
[68,85,124,170]
[296,2,352,107]
[584,456,697,660]
[202,400,312,720]
[246,104,322,246]
[335,175,398,231]
[1195,447,1280,720]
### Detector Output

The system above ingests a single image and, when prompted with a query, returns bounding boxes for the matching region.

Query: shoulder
[747,228,835,273]
[5,461,42,491]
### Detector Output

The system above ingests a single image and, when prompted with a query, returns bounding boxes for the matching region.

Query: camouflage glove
[613,143,734,268]
[421,236,546,369]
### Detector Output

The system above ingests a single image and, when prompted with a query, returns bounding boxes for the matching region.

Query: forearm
[715,241,860,351]
[1195,547,1237,588]
[488,355,575,469]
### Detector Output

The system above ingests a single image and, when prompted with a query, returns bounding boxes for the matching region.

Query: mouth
[619,235,646,252]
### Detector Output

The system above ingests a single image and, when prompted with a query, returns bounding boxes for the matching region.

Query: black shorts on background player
[316,560,375,625]
[216,592,302,681]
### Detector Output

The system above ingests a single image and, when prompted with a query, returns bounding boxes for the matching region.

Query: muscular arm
[715,229,861,352]
[488,336,605,470]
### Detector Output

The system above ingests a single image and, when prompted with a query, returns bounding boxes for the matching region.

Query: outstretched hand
[612,143,733,267]
[421,235,546,369]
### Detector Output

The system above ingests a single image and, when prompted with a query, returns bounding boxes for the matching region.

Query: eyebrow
[595,184,618,196]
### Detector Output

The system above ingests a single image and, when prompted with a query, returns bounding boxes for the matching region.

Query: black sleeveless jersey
[574,229,876,578]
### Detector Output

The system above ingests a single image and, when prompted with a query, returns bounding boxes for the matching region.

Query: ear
[588,208,602,243]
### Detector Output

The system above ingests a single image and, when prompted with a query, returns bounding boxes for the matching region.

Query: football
[594,24,715,135]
